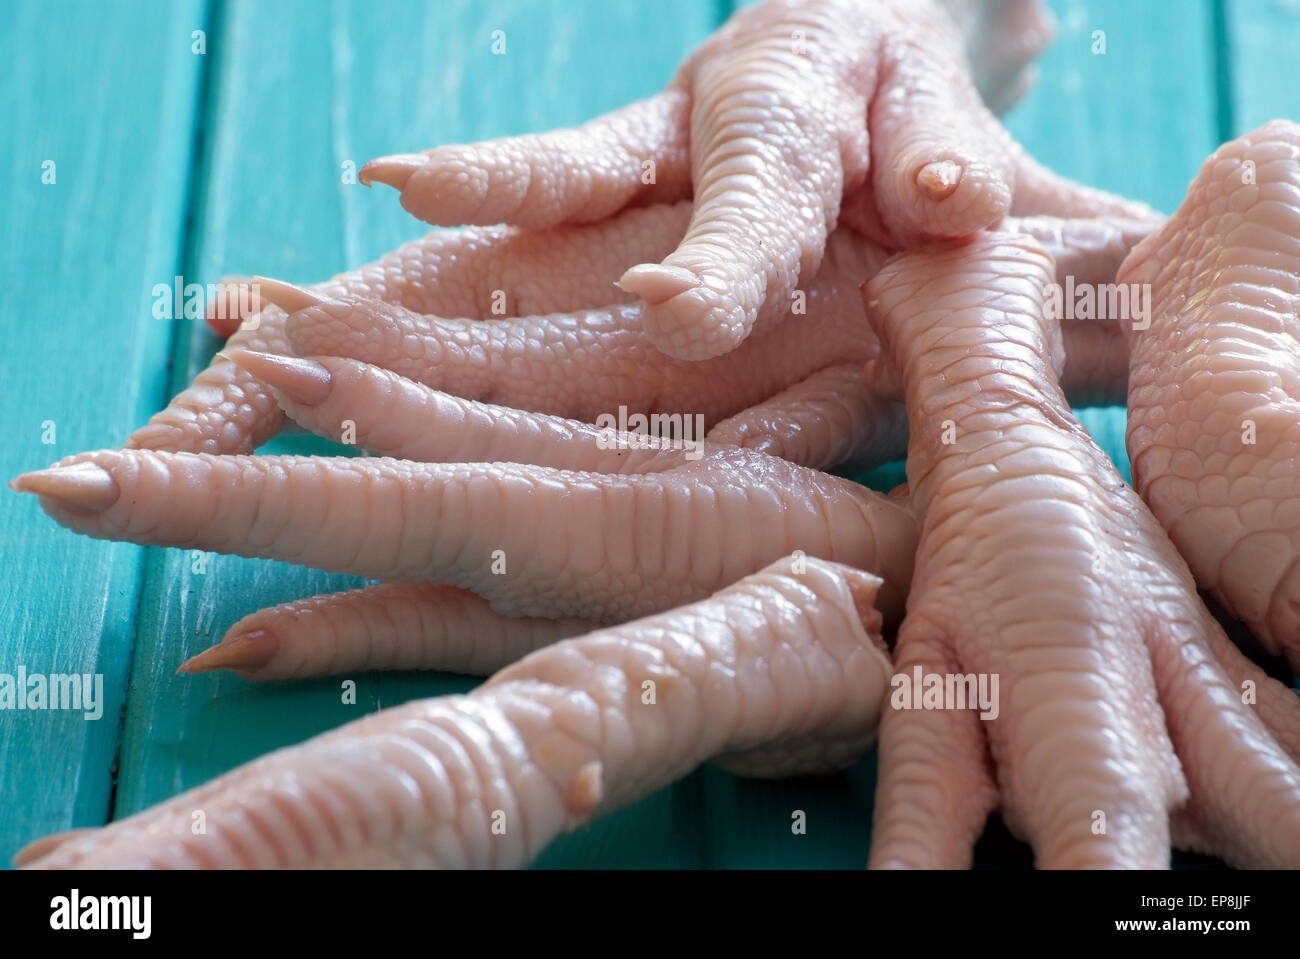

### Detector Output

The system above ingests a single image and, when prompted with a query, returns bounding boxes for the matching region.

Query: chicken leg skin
[12,386,918,626]
[364,0,1155,361]
[864,232,1300,869]
[1123,120,1300,670]
[20,559,891,869]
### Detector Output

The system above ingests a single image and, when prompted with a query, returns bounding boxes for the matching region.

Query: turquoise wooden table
[3,0,1298,868]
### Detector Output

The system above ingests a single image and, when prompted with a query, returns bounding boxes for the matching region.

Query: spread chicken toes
[273,208,906,473]
[129,181,1153,466]
[131,201,911,470]
[1123,120,1300,670]
[19,559,893,868]
[360,0,1155,361]
[863,233,1300,869]
[12,366,918,635]
[129,201,692,455]
[159,203,1148,479]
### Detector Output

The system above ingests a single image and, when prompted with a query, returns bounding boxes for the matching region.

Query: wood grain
[0,0,207,861]
[1224,0,1300,135]
[7,0,1298,870]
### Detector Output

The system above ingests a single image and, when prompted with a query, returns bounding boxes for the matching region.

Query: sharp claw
[358,154,425,190]
[252,275,326,315]
[225,351,332,406]
[915,160,964,202]
[10,462,119,513]
[178,630,277,675]
[616,263,700,304]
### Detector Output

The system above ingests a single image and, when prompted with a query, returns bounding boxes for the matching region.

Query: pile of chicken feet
[13,0,1300,868]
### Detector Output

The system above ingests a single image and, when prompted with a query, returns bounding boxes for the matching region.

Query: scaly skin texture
[129,203,691,455]
[144,202,903,465]
[1123,121,1300,669]
[128,0,1156,465]
[279,208,893,442]
[863,213,1151,409]
[14,0,1222,871]
[14,372,918,629]
[864,233,1300,869]
[362,0,1155,360]
[281,211,1147,471]
[19,559,892,868]
[1006,213,1157,405]
[134,199,1147,476]
[708,363,910,473]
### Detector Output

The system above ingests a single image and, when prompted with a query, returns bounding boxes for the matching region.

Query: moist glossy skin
[359,0,1155,361]
[15,371,918,629]
[14,0,1299,871]
[179,584,597,682]
[273,207,902,468]
[860,212,1152,409]
[286,210,1147,470]
[22,222,1300,870]
[132,203,694,455]
[128,0,1155,462]
[19,559,893,868]
[864,233,1300,868]
[148,203,899,461]
[136,198,1148,473]
[1123,120,1300,670]
[1007,213,1157,405]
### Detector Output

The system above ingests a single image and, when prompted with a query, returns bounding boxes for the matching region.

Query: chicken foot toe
[21,559,892,869]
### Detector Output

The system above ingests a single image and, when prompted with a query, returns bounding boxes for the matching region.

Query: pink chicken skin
[359,0,1153,361]
[19,559,893,868]
[1124,120,1300,671]
[17,0,1300,873]
[864,233,1300,868]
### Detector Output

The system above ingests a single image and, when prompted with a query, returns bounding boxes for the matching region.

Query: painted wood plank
[1003,0,1219,477]
[113,0,723,868]
[1224,0,1300,134]
[0,0,207,862]
[1004,0,1220,214]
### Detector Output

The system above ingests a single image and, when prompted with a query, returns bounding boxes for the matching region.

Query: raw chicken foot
[13,367,918,644]
[12,0,1190,868]
[139,201,913,469]
[130,202,699,456]
[18,559,892,868]
[362,0,1155,360]
[275,210,1148,469]
[133,199,1146,476]
[864,233,1300,868]
[268,207,907,473]
[129,0,1155,469]
[1124,121,1300,670]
